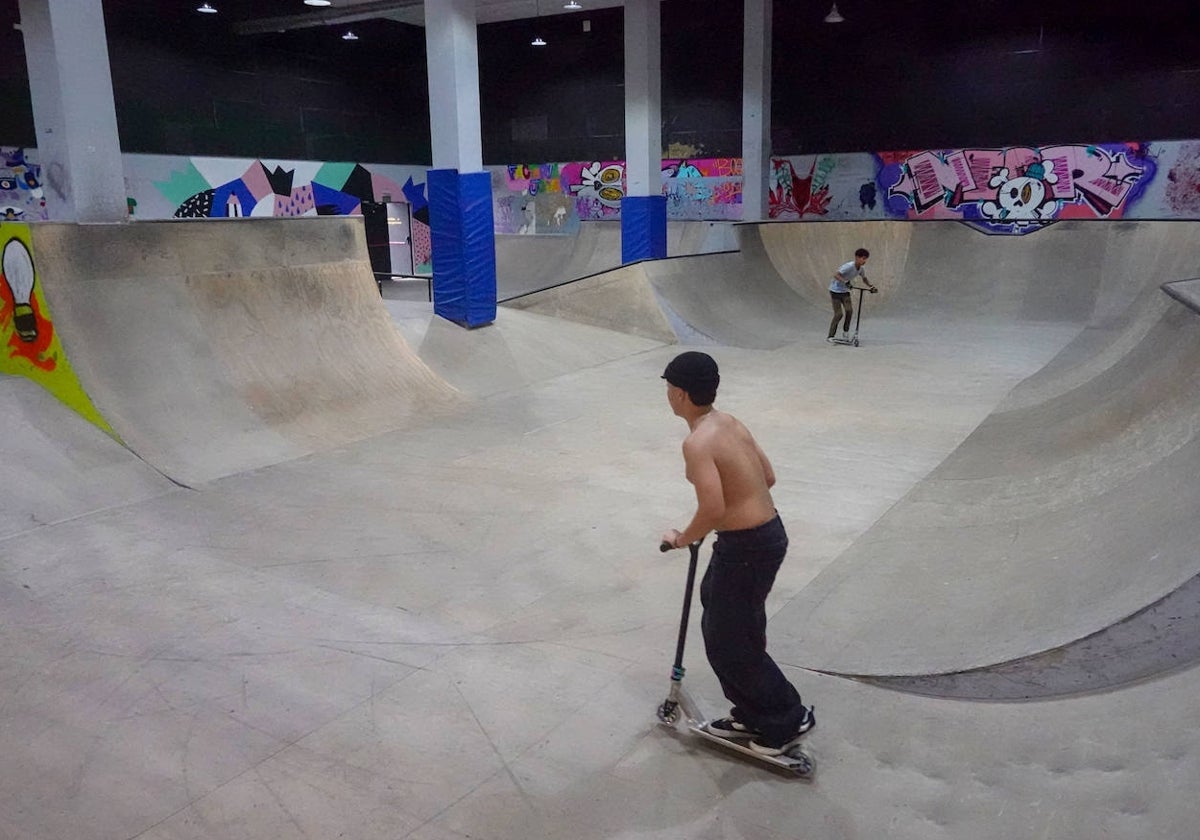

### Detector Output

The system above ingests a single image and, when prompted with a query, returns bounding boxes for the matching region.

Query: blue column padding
[458,171,497,327]
[429,168,465,323]
[428,168,497,328]
[621,195,668,263]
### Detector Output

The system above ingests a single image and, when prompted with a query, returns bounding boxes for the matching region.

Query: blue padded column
[428,168,496,327]
[458,171,497,327]
[621,194,667,263]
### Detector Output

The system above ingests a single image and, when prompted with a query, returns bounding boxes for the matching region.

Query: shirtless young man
[659,351,814,755]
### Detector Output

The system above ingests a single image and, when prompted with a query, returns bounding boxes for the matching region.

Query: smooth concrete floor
[3,302,1197,839]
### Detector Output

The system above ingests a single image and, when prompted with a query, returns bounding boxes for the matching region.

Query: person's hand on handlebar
[660,528,685,551]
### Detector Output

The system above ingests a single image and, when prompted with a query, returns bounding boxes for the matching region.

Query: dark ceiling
[5,1,1199,66]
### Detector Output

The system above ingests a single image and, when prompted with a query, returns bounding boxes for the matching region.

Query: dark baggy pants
[829,290,853,337]
[699,514,806,744]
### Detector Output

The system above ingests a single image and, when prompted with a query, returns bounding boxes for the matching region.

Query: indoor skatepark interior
[3,217,1200,839]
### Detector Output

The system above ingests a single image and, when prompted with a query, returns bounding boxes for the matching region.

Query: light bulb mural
[3,237,38,343]
[0,224,114,434]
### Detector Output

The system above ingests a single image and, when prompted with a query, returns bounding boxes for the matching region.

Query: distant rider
[828,248,877,343]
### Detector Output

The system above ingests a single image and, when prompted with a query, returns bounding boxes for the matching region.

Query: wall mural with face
[879,143,1155,234]
[494,157,744,233]
[13,139,1198,237]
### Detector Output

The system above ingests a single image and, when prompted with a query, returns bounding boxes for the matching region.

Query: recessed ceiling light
[196,2,218,13]
[531,36,547,46]
[341,30,359,40]
[304,0,332,6]
[564,1,583,9]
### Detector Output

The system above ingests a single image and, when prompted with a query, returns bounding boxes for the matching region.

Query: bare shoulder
[684,411,742,449]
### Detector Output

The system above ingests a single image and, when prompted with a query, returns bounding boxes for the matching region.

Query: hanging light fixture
[304,0,333,6]
[196,2,218,13]
[531,36,547,46]
[563,1,583,9]
[341,29,359,40]
[824,3,844,23]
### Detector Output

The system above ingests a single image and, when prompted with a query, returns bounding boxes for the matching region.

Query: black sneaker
[704,717,760,739]
[748,706,815,756]
[749,733,801,756]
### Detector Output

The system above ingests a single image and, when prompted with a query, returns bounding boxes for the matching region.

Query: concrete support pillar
[424,0,495,327]
[18,0,127,222]
[425,0,483,173]
[621,0,665,262]
[741,0,772,221]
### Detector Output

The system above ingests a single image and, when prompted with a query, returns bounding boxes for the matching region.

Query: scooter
[830,282,878,347]
[655,539,815,777]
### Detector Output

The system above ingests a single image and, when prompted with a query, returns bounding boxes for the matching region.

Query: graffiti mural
[0,223,112,433]
[148,157,433,270]
[12,138,1199,237]
[1,148,48,221]
[494,157,744,233]
[880,143,1155,233]
[769,156,835,219]
[662,158,742,221]
[1163,141,1200,216]
[497,162,579,234]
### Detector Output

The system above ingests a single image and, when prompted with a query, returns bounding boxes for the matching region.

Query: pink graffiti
[890,145,1147,220]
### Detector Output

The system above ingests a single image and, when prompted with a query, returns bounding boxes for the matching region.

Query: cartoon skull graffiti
[981,162,1060,224]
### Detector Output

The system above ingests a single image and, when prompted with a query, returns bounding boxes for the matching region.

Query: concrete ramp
[756,219,914,310]
[0,374,171,540]
[506,224,815,349]
[495,221,737,301]
[28,219,458,486]
[505,217,1200,677]
[773,281,1200,676]
[501,262,679,344]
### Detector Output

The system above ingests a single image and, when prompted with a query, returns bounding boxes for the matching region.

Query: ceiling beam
[233,0,424,35]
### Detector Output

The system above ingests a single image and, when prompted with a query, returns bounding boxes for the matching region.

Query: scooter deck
[687,721,815,777]
[830,336,860,346]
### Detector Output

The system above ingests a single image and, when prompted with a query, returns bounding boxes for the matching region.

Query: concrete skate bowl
[769,233,1200,700]
[494,220,737,301]
[505,219,1164,348]
[22,218,458,487]
[753,218,1200,325]
[503,223,814,349]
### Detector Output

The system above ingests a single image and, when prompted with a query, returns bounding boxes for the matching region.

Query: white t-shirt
[830,261,863,293]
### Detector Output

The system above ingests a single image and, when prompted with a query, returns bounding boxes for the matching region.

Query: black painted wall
[771,0,1200,154]
[0,2,431,164]
[2,0,1199,164]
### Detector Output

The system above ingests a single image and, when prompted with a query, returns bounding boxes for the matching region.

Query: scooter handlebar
[661,538,704,552]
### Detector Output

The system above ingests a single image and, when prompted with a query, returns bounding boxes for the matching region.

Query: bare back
[683,410,777,532]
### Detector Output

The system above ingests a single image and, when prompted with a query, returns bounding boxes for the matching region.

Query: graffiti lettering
[883,143,1153,232]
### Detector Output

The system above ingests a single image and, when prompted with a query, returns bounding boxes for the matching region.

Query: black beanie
[662,351,719,405]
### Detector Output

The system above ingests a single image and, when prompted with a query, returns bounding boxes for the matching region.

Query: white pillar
[741,0,772,221]
[18,0,126,222]
[623,0,661,197]
[425,0,483,172]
